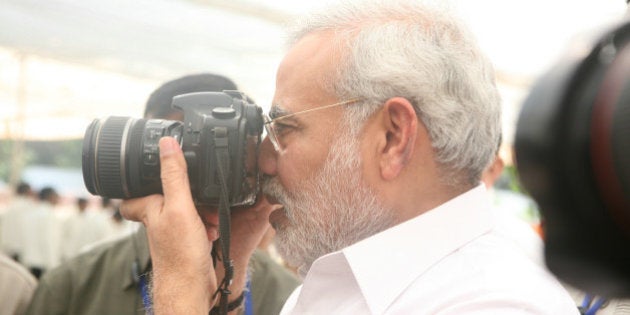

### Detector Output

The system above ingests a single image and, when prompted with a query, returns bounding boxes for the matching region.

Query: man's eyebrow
[268,105,292,120]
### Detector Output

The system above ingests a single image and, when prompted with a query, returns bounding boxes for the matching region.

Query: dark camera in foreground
[82,91,264,207]
[515,20,630,297]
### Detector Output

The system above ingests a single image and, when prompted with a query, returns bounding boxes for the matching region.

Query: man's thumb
[159,137,194,207]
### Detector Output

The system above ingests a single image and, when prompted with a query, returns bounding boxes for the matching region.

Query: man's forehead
[272,32,339,118]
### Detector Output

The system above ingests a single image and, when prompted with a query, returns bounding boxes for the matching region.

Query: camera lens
[82,116,183,199]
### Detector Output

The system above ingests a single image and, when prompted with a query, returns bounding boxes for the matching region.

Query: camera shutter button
[212,107,236,119]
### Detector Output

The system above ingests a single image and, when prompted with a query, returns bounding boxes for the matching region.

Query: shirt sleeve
[25,267,72,315]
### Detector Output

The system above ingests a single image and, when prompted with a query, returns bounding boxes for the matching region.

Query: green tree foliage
[0,139,82,183]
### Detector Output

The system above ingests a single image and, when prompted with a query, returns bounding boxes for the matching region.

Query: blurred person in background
[0,251,37,315]
[97,197,138,242]
[486,159,541,231]
[100,197,118,217]
[105,208,133,241]
[61,197,110,261]
[481,153,546,268]
[26,73,300,315]
[21,186,62,279]
[0,182,35,262]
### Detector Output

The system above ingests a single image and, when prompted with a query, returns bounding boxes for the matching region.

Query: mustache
[262,175,287,204]
[261,176,295,226]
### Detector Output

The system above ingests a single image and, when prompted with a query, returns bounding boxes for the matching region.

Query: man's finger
[119,195,164,223]
[159,137,195,210]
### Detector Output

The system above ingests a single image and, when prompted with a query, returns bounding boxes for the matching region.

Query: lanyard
[138,273,153,315]
[580,294,607,315]
[138,274,253,315]
[244,279,253,315]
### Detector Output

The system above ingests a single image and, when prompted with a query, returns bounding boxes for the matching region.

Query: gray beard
[263,130,396,275]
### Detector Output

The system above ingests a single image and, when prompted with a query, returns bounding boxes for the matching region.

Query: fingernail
[159,137,179,156]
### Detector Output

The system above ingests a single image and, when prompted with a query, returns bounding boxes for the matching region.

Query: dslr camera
[82,91,263,207]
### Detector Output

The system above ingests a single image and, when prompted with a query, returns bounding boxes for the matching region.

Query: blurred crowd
[0,182,138,278]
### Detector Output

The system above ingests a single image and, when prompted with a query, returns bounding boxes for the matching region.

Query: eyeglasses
[263,98,362,153]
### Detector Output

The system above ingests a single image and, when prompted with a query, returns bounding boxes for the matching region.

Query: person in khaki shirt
[26,227,299,315]
[26,73,300,315]
[0,252,36,315]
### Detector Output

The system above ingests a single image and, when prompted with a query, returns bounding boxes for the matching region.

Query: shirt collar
[340,184,494,314]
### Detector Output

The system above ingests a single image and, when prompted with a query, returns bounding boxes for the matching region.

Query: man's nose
[258,136,278,177]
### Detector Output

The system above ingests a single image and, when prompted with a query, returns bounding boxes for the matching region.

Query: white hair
[287,0,502,187]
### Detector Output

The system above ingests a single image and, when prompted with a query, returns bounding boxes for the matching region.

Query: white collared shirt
[21,202,64,270]
[280,185,579,315]
[0,196,35,257]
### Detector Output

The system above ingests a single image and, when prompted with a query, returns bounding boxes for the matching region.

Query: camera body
[82,91,263,207]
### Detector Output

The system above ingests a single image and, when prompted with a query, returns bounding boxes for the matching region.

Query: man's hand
[121,137,216,315]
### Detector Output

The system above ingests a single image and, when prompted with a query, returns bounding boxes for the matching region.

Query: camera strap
[213,127,234,315]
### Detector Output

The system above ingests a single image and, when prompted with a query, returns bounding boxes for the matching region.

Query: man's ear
[379,97,418,180]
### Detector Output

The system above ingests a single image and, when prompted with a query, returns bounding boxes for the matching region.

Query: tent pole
[8,53,27,187]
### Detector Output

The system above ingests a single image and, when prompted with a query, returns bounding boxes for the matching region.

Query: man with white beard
[121,0,579,314]
[263,121,395,276]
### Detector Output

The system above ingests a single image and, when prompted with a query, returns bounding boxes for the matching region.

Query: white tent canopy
[0,0,626,142]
